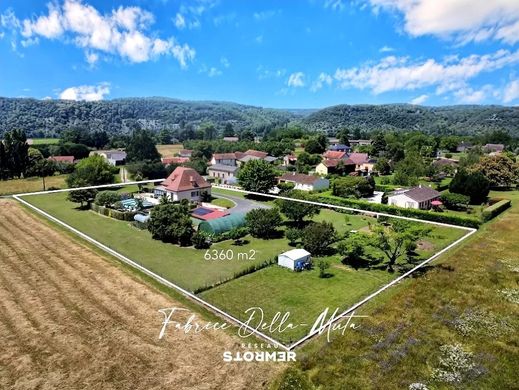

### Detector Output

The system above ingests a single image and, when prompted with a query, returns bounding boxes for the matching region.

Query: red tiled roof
[347,153,369,165]
[191,207,229,221]
[244,149,268,158]
[213,153,238,160]
[48,156,75,163]
[161,167,211,192]
[162,157,190,165]
[323,151,347,159]
[322,158,355,168]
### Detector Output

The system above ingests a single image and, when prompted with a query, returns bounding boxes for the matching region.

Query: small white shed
[278,249,311,271]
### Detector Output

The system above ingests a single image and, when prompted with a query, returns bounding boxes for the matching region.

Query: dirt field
[0,199,277,390]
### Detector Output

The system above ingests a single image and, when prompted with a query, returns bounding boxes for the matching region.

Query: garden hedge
[314,194,482,228]
[481,199,511,222]
[90,203,137,221]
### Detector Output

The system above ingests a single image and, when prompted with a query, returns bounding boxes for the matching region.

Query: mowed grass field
[0,174,68,196]
[24,191,292,292]
[200,221,466,343]
[156,143,183,157]
[27,138,60,145]
[0,199,277,390]
[278,189,519,389]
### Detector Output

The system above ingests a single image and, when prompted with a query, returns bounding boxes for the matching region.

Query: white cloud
[287,72,305,88]
[409,94,428,105]
[453,85,493,104]
[310,72,333,92]
[59,83,110,101]
[174,13,186,29]
[325,0,347,11]
[1,0,195,67]
[42,96,53,100]
[255,34,263,44]
[503,79,519,103]
[220,57,230,68]
[379,45,394,52]
[368,0,519,45]
[253,10,280,21]
[207,67,222,77]
[85,50,98,65]
[333,49,519,95]
[257,66,286,80]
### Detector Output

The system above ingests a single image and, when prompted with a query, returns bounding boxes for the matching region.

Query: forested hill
[0,97,295,137]
[302,104,519,136]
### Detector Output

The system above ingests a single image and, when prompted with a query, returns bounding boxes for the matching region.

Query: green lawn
[200,263,395,344]
[201,219,466,343]
[23,188,467,346]
[210,197,235,208]
[0,174,68,196]
[24,191,292,292]
[28,138,60,145]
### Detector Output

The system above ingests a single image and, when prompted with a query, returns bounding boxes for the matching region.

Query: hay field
[0,199,276,390]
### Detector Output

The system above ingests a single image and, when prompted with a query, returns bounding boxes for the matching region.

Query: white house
[208,164,239,184]
[154,167,211,202]
[278,173,329,191]
[388,186,440,210]
[210,153,239,166]
[278,249,311,271]
[89,150,126,166]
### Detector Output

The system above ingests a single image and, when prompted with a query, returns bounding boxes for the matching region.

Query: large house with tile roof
[388,186,440,210]
[154,167,211,202]
[278,172,329,191]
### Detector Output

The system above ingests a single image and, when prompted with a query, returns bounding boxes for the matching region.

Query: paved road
[212,192,271,214]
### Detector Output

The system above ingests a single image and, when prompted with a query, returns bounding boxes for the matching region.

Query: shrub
[285,227,301,245]
[315,194,481,228]
[332,176,375,198]
[302,222,337,255]
[245,208,282,238]
[94,190,121,207]
[271,367,314,390]
[440,191,470,210]
[192,231,211,249]
[481,199,511,222]
[450,169,490,204]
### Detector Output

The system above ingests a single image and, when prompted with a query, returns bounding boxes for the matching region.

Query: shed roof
[280,248,311,260]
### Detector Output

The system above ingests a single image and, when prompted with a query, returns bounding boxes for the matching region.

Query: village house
[48,155,75,164]
[283,154,297,166]
[154,167,211,202]
[278,172,329,191]
[323,150,348,160]
[348,139,372,147]
[223,136,239,142]
[161,157,190,165]
[316,159,355,176]
[484,143,504,154]
[89,150,126,166]
[388,186,440,210]
[210,152,239,166]
[207,164,239,184]
[327,144,351,153]
[178,149,193,158]
[456,141,473,152]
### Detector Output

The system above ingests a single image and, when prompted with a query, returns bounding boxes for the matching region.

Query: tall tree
[3,129,29,178]
[237,159,277,193]
[126,129,161,163]
[369,220,431,272]
[275,190,320,227]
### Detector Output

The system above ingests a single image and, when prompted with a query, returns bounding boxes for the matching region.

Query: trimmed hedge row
[193,256,277,294]
[90,203,137,221]
[481,199,511,222]
[314,194,482,228]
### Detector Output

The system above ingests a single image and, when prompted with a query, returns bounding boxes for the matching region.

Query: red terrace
[191,207,229,221]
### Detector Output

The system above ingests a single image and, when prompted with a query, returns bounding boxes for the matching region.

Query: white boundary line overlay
[11,180,477,350]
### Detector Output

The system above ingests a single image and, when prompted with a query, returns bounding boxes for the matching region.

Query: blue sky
[1,0,519,108]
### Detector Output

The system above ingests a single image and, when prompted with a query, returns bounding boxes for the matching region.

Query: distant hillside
[0,97,295,137]
[302,104,519,136]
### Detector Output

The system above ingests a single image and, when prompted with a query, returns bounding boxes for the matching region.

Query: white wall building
[278,249,312,271]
